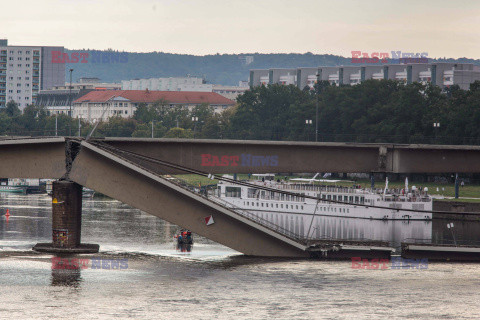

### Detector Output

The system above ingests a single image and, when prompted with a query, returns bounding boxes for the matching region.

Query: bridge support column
[33,180,99,253]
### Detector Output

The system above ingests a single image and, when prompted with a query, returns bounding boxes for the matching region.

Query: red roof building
[73,90,235,122]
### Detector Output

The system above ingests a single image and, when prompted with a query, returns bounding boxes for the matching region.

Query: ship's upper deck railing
[232,180,431,203]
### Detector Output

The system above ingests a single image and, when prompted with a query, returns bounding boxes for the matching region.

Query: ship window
[355,196,359,203]
[301,206,303,210]
[333,195,337,201]
[347,209,349,213]
[281,204,283,208]
[257,203,259,207]
[349,196,353,203]
[261,203,264,207]
[276,204,278,208]
[226,187,241,198]
[296,205,298,209]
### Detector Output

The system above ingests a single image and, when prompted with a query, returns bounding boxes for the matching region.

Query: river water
[1,193,480,319]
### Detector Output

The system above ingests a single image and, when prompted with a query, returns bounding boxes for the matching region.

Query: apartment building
[0,39,65,110]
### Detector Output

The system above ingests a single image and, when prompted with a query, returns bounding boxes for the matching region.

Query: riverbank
[433,200,480,221]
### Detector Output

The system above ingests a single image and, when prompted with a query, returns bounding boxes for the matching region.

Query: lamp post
[78,114,82,137]
[192,116,198,138]
[68,68,73,136]
[218,120,223,139]
[55,112,58,136]
[433,122,440,144]
[151,120,154,138]
[305,119,312,141]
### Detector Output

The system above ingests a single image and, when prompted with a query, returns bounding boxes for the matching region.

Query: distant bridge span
[2,137,480,178]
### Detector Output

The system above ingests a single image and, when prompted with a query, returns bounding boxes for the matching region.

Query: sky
[1,0,480,59]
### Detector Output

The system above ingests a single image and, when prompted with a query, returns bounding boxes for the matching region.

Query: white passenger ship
[210,175,432,221]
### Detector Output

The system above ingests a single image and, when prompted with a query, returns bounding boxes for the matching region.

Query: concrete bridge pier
[33,180,99,253]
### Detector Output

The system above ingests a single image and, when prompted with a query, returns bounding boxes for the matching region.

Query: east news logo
[51,51,128,64]
[52,257,128,270]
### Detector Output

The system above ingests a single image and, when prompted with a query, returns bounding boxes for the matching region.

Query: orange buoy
[5,209,9,217]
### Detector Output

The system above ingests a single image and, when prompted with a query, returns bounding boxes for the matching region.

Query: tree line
[2,79,480,145]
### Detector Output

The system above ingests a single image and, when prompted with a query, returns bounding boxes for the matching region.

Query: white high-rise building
[0,39,65,110]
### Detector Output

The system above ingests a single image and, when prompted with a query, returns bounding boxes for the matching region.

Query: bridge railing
[165,176,307,243]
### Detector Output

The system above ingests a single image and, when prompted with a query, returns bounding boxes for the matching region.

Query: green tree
[97,117,137,137]
[5,100,21,117]
[164,127,194,138]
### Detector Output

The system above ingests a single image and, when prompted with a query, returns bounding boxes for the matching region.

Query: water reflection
[50,256,83,287]
[309,215,432,248]
[176,243,193,253]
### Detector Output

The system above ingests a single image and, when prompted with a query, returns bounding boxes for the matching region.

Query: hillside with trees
[65,50,480,86]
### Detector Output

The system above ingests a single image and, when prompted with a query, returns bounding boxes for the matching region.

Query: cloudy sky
[1,0,479,58]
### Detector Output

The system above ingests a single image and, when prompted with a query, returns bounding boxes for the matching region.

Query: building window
[26,57,30,61]
[26,51,30,54]
[17,57,22,61]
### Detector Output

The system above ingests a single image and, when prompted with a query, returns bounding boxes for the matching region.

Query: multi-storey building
[121,77,207,91]
[250,63,480,90]
[73,90,236,123]
[122,76,248,100]
[0,39,65,110]
[212,85,248,100]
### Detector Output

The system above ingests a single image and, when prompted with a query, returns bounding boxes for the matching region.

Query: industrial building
[122,76,248,100]
[250,63,480,90]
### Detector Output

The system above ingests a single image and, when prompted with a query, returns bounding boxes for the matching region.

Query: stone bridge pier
[33,180,99,253]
